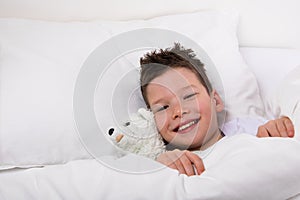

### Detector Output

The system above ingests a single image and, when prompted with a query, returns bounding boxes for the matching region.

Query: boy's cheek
[154,113,168,132]
[185,98,201,111]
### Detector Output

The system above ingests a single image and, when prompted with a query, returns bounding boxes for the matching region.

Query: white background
[0,0,300,49]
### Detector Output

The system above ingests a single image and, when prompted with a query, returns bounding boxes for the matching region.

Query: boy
[139,43,294,176]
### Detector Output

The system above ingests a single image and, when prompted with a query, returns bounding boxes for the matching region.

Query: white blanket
[1,134,300,200]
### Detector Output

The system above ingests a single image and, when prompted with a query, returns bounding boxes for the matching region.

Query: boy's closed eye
[183,92,198,100]
[152,105,169,113]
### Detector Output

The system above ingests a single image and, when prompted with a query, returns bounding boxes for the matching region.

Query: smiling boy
[139,43,294,176]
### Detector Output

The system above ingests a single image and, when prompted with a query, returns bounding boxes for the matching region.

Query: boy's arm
[156,149,205,176]
[257,116,295,137]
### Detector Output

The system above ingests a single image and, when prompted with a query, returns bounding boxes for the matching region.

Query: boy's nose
[172,106,188,119]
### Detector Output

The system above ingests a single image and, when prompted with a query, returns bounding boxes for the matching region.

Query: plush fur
[109,108,166,160]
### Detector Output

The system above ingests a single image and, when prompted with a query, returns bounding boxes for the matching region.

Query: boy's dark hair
[140,43,212,107]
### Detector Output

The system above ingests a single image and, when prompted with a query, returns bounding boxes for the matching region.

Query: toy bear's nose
[108,128,114,135]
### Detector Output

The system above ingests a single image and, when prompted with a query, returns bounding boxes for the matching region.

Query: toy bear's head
[108,108,166,160]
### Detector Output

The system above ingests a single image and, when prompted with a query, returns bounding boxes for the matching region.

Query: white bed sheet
[1,134,300,200]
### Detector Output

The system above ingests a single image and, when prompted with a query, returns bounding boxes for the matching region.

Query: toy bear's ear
[108,128,114,136]
[124,122,130,126]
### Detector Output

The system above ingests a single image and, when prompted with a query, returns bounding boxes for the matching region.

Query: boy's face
[146,67,223,150]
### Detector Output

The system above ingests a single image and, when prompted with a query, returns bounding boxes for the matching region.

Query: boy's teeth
[178,120,196,131]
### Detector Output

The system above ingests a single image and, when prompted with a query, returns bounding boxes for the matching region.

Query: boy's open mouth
[173,118,200,132]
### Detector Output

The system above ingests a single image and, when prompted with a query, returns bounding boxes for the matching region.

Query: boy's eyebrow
[151,96,166,106]
[151,84,199,105]
[179,84,198,92]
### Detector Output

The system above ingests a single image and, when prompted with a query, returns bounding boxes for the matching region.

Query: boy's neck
[190,129,224,151]
[165,129,225,151]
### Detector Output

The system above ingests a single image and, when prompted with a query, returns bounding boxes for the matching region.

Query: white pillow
[240,47,300,120]
[241,47,300,140]
[263,66,300,141]
[0,10,264,169]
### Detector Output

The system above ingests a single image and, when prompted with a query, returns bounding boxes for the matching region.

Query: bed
[1,0,300,199]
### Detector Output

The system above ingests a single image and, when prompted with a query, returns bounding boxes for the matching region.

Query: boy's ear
[212,90,224,112]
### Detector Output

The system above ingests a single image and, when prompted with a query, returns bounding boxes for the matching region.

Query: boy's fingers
[283,117,295,137]
[257,126,270,137]
[168,163,177,170]
[166,149,182,164]
[185,151,205,175]
[265,121,280,137]
[179,154,195,176]
[276,120,288,137]
[173,159,186,174]
[157,150,205,176]
[156,151,180,167]
[168,150,187,174]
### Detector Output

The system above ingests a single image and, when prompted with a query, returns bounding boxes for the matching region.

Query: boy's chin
[165,142,193,151]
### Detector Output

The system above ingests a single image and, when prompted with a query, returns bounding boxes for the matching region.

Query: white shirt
[221,116,268,136]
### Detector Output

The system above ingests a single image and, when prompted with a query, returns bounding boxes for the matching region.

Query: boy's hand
[257,116,294,138]
[156,149,205,176]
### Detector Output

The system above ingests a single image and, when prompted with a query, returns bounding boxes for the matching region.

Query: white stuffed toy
[108,108,166,160]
